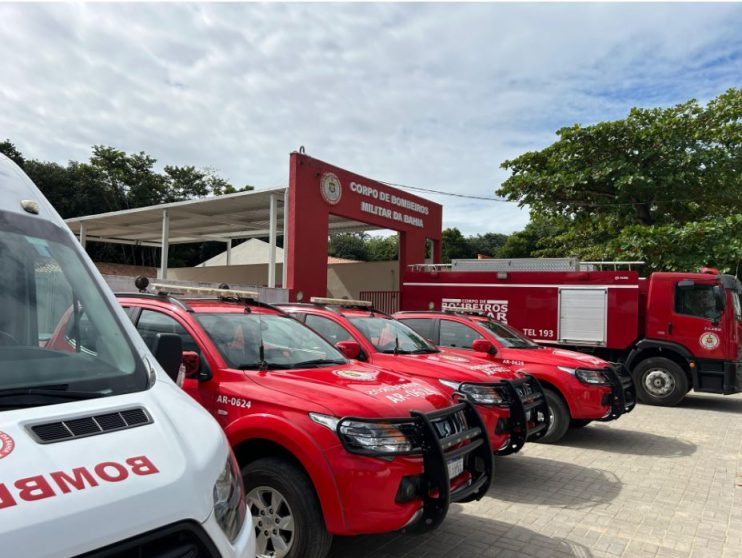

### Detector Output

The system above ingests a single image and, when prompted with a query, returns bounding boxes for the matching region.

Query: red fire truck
[401,258,742,407]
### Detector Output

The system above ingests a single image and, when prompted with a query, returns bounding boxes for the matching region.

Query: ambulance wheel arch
[226,417,347,534]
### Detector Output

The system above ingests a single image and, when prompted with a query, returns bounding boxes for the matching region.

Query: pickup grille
[29,407,152,444]
[431,409,467,440]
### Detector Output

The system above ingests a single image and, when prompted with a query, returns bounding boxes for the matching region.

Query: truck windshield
[195,313,347,369]
[477,319,540,349]
[0,212,146,408]
[349,317,438,354]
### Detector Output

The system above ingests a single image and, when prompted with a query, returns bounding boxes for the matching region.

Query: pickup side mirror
[182,351,202,379]
[152,333,183,382]
[472,338,497,355]
[336,340,362,360]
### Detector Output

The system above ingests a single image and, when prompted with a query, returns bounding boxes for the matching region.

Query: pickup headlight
[439,379,507,406]
[575,369,610,385]
[558,366,610,385]
[213,450,247,542]
[310,412,419,456]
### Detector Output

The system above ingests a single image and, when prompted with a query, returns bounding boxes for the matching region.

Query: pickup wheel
[535,388,570,444]
[633,357,688,407]
[569,419,592,429]
[243,458,333,558]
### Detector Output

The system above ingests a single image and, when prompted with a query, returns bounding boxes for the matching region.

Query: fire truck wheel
[569,419,592,429]
[536,388,570,444]
[634,357,689,407]
[244,457,333,558]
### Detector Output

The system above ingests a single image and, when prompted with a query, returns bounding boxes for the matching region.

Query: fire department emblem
[0,431,15,460]
[699,332,720,350]
[441,354,468,363]
[320,173,342,205]
[333,370,377,381]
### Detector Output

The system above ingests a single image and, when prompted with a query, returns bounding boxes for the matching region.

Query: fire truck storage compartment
[558,288,608,346]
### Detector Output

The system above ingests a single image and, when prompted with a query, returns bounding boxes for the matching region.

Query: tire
[569,419,592,429]
[633,357,689,407]
[243,457,333,558]
[535,388,570,444]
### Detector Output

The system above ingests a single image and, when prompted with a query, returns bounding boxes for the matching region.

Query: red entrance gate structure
[285,152,443,302]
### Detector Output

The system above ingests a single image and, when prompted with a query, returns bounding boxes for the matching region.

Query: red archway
[286,153,442,301]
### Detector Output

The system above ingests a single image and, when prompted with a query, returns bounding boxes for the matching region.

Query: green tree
[367,235,399,261]
[497,88,742,272]
[467,232,509,258]
[441,227,475,263]
[0,139,25,167]
[328,233,370,261]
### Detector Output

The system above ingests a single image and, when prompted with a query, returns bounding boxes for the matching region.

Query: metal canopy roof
[65,187,381,247]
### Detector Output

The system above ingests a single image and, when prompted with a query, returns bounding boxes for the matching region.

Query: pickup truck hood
[0,380,230,557]
[499,346,609,369]
[371,351,522,383]
[250,362,453,417]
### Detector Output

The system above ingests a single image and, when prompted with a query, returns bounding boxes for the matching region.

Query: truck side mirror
[472,338,497,355]
[152,333,183,382]
[336,340,362,360]
[182,351,202,379]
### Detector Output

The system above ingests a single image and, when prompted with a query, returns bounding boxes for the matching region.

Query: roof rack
[150,282,259,300]
[310,296,373,308]
[115,276,290,315]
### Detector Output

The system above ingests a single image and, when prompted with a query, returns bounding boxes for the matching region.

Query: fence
[359,291,400,314]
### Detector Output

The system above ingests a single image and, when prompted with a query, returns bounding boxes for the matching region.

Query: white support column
[268,194,278,288]
[159,209,169,280]
[225,240,232,266]
[79,223,87,249]
[282,188,289,288]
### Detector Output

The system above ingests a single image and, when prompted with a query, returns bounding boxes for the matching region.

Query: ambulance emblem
[320,173,342,205]
[0,431,14,460]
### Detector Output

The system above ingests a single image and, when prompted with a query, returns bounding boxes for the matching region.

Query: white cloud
[0,3,739,234]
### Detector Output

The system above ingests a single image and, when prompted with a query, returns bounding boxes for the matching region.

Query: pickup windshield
[349,316,438,354]
[476,319,540,349]
[195,313,347,369]
[0,211,146,408]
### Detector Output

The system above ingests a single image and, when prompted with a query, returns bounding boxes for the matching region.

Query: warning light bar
[443,306,486,316]
[310,297,373,307]
[151,282,259,300]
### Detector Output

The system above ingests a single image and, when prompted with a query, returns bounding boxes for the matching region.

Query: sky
[1,2,740,236]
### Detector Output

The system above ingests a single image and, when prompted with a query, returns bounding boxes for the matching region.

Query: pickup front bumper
[598,365,636,421]
[495,375,550,455]
[336,400,493,534]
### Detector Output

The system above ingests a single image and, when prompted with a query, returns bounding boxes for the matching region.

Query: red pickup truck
[279,298,549,455]
[394,310,636,443]
[115,280,493,558]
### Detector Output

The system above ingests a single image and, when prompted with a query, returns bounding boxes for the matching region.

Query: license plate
[447,458,464,479]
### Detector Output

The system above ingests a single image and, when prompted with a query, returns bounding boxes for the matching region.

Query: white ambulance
[0,153,255,557]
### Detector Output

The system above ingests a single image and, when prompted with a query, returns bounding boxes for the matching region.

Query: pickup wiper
[237,362,292,370]
[292,359,347,368]
[409,348,439,354]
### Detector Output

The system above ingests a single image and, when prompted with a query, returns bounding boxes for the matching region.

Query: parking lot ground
[328,393,742,558]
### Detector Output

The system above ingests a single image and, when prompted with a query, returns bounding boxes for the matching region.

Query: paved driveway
[328,393,742,558]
